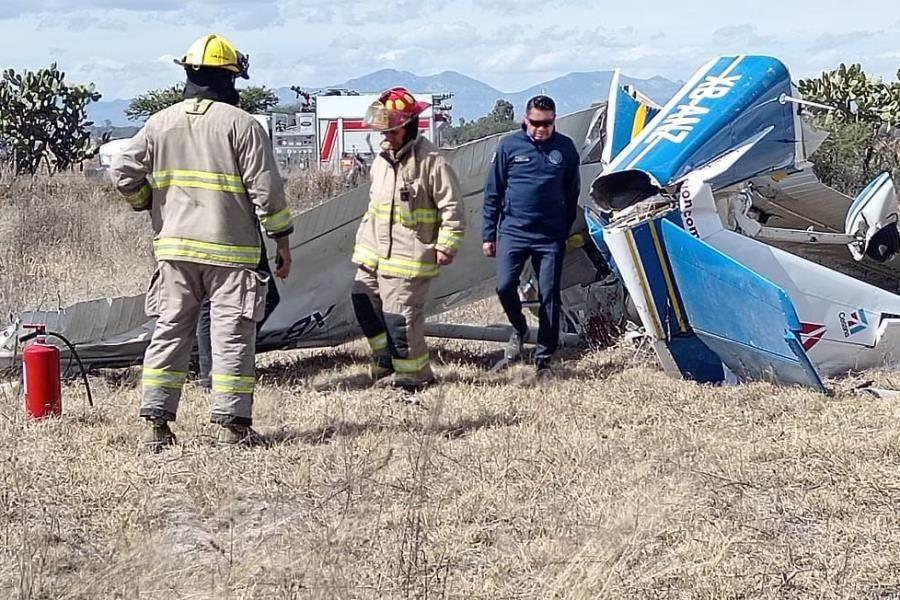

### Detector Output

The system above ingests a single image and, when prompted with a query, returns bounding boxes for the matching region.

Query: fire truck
[269,90,452,171]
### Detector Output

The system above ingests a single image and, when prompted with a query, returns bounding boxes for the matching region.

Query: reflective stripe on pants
[351,267,433,382]
[351,268,393,365]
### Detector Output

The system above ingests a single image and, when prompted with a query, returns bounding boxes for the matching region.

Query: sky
[1,0,899,101]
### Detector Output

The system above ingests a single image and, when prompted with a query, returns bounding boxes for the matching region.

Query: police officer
[483,95,581,376]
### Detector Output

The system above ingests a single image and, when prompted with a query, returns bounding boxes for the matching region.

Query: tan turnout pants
[140,260,268,425]
[351,267,434,383]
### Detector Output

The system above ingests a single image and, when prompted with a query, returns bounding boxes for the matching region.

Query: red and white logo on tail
[799,322,826,351]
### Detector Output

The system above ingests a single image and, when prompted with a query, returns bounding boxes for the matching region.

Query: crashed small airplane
[2,54,898,393]
[588,55,900,392]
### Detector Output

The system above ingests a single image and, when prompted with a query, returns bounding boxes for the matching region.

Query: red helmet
[364,87,431,132]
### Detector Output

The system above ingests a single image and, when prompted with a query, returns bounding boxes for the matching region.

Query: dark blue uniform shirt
[483,127,581,243]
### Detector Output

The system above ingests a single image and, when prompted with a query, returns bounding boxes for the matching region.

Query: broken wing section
[0,295,152,370]
[682,175,900,378]
[602,206,725,383]
[845,172,900,263]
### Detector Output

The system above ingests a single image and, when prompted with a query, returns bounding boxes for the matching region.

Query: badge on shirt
[512,155,532,164]
[548,150,563,165]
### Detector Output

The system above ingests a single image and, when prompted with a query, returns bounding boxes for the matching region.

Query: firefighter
[111,34,293,451]
[351,87,465,390]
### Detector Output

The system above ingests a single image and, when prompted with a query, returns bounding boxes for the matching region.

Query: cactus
[798,64,900,194]
[0,63,101,175]
[798,63,900,127]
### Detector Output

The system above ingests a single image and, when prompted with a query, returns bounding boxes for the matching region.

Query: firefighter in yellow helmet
[351,87,465,391]
[110,34,293,451]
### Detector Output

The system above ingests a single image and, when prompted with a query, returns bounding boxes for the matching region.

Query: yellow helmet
[174,34,249,79]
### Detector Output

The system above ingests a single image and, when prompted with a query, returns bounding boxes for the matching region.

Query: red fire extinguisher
[21,324,62,419]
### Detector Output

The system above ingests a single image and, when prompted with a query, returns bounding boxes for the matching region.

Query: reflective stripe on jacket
[111,98,293,268]
[352,136,465,279]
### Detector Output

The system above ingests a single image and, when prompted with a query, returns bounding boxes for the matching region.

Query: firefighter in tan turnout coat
[352,87,465,390]
[111,34,293,450]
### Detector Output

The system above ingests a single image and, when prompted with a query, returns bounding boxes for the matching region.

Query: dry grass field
[2,172,900,599]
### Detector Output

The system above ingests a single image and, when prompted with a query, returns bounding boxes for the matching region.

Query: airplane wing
[0,107,610,369]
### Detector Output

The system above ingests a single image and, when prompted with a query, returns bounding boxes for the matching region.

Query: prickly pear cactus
[798,63,900,194]
[798,63,900,127]
[0,63,102,175]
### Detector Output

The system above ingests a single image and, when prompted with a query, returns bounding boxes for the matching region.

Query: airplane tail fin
[602,70,662,166]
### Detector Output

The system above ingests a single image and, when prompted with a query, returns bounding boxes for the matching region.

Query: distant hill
[277,69,512,121]
[287,68,681,122]
[89,69,681,127]
[506,72,680,117]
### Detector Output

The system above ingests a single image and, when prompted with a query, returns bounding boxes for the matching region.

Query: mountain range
[88,69,682,128]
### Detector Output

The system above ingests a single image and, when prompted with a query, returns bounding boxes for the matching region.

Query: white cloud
[0,0,183,19]
[6,0,284,30]
[471,0,580,12]
[711,25,777,49]
[2,0,899,100]
[481,44,530,74]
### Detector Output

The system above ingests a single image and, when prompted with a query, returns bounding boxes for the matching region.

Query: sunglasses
[527,118,555,128]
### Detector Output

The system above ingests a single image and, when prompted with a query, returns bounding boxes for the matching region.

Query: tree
[126,83,281,121]
[798,64,900,194]
[125,85,184,121]
[799,63,900,127]
[490,99,515,123]
[0,64,101,175]
[443,99,518,146]
[237,86,279,114]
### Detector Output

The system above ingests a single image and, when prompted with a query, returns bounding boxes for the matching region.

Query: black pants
[196,244,279,386]
[495,235,566,363]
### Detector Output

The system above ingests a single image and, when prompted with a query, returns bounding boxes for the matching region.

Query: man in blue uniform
[483,95,581,375]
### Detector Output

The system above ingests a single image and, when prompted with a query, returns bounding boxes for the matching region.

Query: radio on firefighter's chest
[399,180,417,203]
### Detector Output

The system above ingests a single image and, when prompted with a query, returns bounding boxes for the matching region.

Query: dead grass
[3,174,900,598]
[3,344,900,598]
[283,166,361,213]
[0,172,154,322]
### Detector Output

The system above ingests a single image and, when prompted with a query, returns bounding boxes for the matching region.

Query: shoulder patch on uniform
[184,98,214,115]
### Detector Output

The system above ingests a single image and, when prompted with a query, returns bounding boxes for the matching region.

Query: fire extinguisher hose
[18,330,94,408]
[50,332,93,408]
